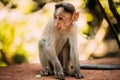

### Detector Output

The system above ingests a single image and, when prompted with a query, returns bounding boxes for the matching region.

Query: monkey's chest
[55,35,68,55]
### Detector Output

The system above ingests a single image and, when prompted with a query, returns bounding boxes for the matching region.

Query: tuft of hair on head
[55,2,76,14]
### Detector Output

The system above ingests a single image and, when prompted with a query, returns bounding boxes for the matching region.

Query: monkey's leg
[39,40,54,76]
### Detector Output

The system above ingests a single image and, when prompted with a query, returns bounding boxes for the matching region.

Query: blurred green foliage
[16,0,37,14]
[0,21,28,66]
[0,22,14,51]
[0,22,14,66]
[12,42,28,64]
[12,53,27,64]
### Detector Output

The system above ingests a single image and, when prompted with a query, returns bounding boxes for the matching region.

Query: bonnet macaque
[39,2,83,80]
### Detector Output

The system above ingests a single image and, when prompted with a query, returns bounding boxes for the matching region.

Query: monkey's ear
[72,12,79,22]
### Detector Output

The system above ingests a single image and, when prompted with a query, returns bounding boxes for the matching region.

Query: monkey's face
[54,8,73,31]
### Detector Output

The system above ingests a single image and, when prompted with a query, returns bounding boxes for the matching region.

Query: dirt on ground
[0,57,120,80]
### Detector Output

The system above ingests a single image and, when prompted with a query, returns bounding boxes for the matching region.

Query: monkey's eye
[59,17,63,20]
[54,16,57,19]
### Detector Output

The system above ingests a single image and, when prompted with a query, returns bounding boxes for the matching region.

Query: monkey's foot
[40,69,54,76]
[55,72,65,80]
[72,71,84,79]
[63,69,70,76]
[64,71,70,76]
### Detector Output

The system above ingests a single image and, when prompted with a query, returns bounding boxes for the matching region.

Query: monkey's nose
[56,26,62,30]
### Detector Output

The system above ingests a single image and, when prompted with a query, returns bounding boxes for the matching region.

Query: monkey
[39,2,83,80]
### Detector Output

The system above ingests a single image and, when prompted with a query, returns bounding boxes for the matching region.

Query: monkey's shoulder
[69,23,78,33]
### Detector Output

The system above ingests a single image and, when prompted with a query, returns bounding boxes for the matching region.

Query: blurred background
[0,0,120,67]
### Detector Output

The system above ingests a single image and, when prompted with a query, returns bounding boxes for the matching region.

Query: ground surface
[0,57,120,80]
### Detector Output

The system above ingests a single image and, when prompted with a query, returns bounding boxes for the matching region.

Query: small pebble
[35,74,42,78]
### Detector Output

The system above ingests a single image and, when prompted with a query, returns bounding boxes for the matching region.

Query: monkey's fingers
[74,73,83,79]
[40,70,48,76]
[72,71,84,79]
[55,72,65,80]
[40,69,54,76]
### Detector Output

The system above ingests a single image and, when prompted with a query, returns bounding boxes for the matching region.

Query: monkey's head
[54,2,79,31]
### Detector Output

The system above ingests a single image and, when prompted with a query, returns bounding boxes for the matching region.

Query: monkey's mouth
[56,26,66,31]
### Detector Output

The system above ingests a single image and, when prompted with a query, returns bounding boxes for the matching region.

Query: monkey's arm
[79,64,120,70]
[68,24,83,78]
[43,19,60,65]
[69,25,79,69]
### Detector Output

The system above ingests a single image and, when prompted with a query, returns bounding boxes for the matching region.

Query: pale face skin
[54,8,73,31]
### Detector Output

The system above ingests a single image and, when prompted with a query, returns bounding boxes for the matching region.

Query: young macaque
[39,2,83,80]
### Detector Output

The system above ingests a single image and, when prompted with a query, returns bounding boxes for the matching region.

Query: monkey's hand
[72,70,84,79]
[40,69,54,76]
[54,70,65,80]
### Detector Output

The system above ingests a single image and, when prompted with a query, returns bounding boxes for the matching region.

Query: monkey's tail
[79,64,120,70]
